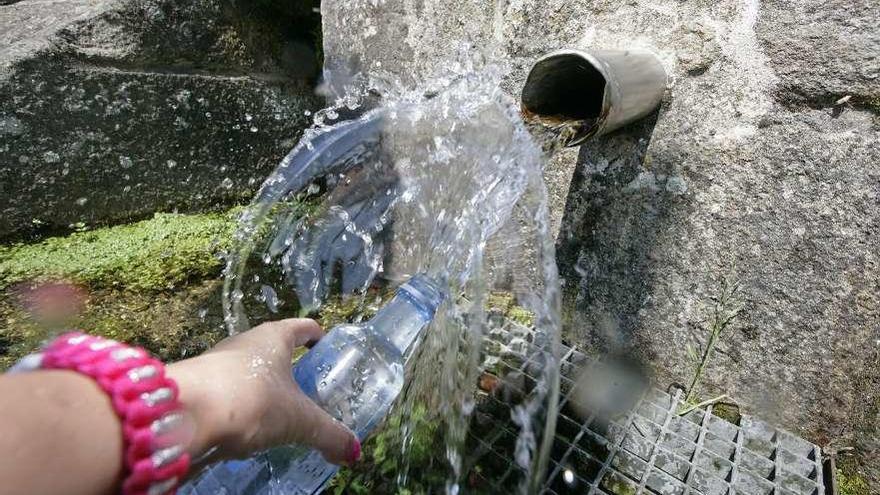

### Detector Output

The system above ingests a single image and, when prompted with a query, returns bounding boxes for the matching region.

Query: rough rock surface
[322,0,880,485]
[0,0,322,239]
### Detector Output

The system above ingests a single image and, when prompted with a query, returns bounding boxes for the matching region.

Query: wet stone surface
[0,0,322,239]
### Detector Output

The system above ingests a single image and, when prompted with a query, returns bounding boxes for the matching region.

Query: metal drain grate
[466,327,825,495]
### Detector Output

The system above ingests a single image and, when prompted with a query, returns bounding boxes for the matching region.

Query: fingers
[267,318,325,348]
[268,318,360,464]
[288,397,361,465]
[250,317,324,349]
[215,318,324,357]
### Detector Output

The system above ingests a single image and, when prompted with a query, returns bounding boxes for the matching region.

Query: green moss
[312,285,397,328]
[486,292,515,312]
[0,211,239,292]
[600,475,637,495]
[487,291,535,326]
[507,306,535,326]
[1,281,227,370]
[330,403,447,495]
[316,295,376,328]
[216,26,255,66]
[837,464,871,495]
[712,403,742,425]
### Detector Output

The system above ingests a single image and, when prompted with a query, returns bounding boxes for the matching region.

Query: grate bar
[683,403,713,495]
[773,428,781,494]
[586,391,649,495]
[548,410,600,489]
[635,389,682,494]
[466,336,825,495]
[730,414,745,494]
[813,445,825,495]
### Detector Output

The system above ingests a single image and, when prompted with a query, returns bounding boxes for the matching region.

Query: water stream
[213,61,562,493]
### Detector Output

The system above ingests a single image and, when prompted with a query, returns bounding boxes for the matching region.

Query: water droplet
[461,398,475,415]
[75,197,88,206]
[231,289,244,303]
[43,151,60,163]
[260,285,281,313]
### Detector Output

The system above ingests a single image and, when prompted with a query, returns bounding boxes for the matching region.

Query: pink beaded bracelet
[10,332,191,495]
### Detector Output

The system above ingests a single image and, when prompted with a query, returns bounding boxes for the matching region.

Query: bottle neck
[369,294,432,355]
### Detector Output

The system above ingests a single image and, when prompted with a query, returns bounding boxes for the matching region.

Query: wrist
[166,358,226,463]
[15,332,192,494]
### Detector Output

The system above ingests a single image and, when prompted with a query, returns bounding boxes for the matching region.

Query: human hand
[167,318,361,466]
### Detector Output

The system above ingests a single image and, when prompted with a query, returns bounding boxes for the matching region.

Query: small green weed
[680,272,744,413]
[330,403,446,494]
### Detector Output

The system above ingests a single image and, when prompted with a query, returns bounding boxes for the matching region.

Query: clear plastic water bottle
[182,274,445,495]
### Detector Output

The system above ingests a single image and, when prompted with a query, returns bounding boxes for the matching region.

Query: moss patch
[0,209,239,368]
[712,403,742,425]
[314,287,396,328]
[330,403,448,495]
[486,291,535,326]
[600,474,638,495]
[858,95,880,114]
[837,458,871,495]
[0,211,238,292]
[1,280,227,370]
[316,295,375,327]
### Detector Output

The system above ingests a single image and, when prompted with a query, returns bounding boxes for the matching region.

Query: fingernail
[347,438,362,464]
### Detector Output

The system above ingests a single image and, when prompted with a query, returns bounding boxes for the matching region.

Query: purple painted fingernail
[347,438,362,464]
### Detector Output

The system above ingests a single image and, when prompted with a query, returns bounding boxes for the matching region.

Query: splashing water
[216,66,561,494]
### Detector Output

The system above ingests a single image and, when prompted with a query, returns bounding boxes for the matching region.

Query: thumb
[288,395,361,465]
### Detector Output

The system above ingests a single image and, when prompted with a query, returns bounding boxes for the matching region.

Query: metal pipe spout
[521,49,667,146]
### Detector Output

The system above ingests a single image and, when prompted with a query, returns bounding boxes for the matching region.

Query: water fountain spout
[520,49,667,146]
